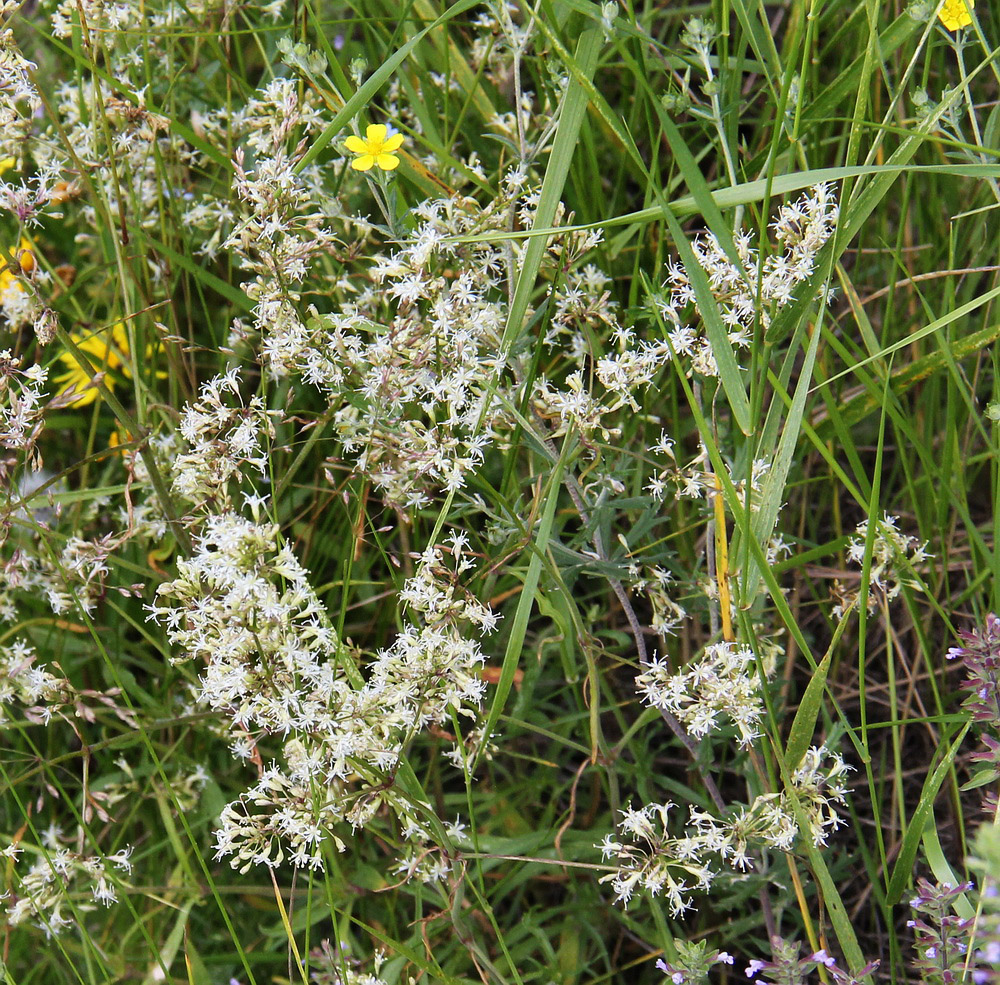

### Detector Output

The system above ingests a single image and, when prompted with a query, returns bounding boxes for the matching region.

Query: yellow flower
[53,322,133,407]
[938,0,973,30]
[345,123,404,172]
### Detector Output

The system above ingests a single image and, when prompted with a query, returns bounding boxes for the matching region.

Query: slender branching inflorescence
[599,744,850,913]
[0,637,71,722]
[650,184,838,377]
[0,351,46,480]
[635,641,766,748]
[393,814,473,887]
[151,520,494,870]
[597,802,728,913]
[214,79,341,372]
[148,376,496,871]
[0,634,138,934]
[640,186,838,521]
[3,834,133,937]
[278,180,606,507]
[0,22,56,339]
[171,369,277,512]
[0,0,983,970]
[630,564,689,641]
[833,512,930,615]
[0,18,38,158]
[0,635,135,730]
[593,181,851,917]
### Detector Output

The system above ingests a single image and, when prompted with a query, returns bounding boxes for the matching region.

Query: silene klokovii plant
[0,0,998,982]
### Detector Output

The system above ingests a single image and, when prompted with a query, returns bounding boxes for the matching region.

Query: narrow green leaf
[738,278,827,599]
[501,28,602,352]
[886,724,971,904]
[784,609,853,769]
[141,895,194,985]
[777,756,870,977]
[812,320,1000,438]
[922,808,975,920]
[449,165,1000,246]
[476,449,567,769]
[142,235,253,313]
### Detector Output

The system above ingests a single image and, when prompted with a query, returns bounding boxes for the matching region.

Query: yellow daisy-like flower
[53,322,132,407]
[938,0,973,30]
[345,123,404,172]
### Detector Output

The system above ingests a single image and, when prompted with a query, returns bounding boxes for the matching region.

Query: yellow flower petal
[0,157,14,176]
[345,135,369,154]
[375,153,400,171]
[381,133,404,153]
[351,155,375,171]
[53,322,137,408]
[938,0,973,30]
[365,123,388,144]
[53,368,101,406]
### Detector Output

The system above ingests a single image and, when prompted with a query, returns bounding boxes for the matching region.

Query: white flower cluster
[630,565,688,640]
[728,746,852,864]
[151,380,496,870]
[788,744,852,844]
[0,638,70,723]
[394,814,472,887]
[0,19,58,338]
[50,0,138,39]
[598,802,726,913]
[2,830,133,937]
[635,641,766,748]
[0,26,40,159]
[149,511,339,730]
[172,369,276,510]
[0,258,48,334]
[593,326,673,414]
[471,2,534,80]
[40,74,190,239]
[151,521,494,871]
[57,533,121,615]
[0,352,47,478]
[600,746,851,912]
[291,193,514,508]
[215,80,340,374]
[653,183,839,376]
[0,634,137,732]
[834,512,930,615]
[376,538,492,729]
[148,508,389,869]
[0,548,44,622]
[0,514,143,621]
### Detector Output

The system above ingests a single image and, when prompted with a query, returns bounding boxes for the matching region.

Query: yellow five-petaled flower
[938,0,973,31]
[345,123,404,172]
